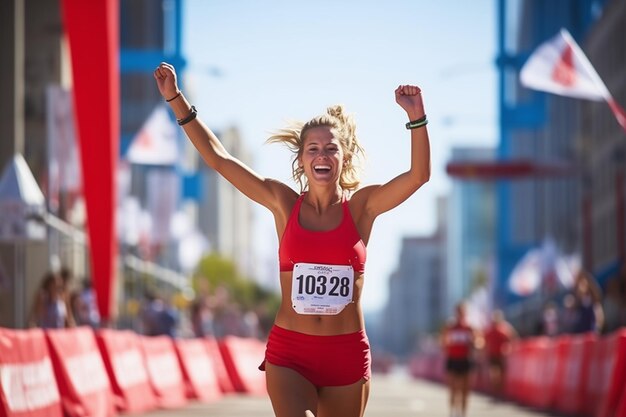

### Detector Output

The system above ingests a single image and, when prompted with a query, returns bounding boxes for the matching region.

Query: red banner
[218,336,267,395]
[596,329,626,417]
[140,336,187,409]
[60,0,119,320]
[204,338,236,394]
[554,333,596,415]
[174,339,222,402]
[95,329,156,413]
[0,328,63,417]
[45,327,116,417]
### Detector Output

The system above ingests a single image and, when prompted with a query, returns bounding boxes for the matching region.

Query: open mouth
[313,164,332,174]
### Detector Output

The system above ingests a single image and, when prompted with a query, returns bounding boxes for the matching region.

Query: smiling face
[298,125,344,187]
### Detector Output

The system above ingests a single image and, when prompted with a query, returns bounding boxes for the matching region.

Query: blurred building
[198,127,255,278]
[0,0,70,327]
[381,197,447,357]
[495,0,609,306]
[0,0,257,327]
[579,0,626,281]
[446,147,496,316]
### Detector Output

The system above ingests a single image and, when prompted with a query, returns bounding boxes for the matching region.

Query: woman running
[154,62,431,417]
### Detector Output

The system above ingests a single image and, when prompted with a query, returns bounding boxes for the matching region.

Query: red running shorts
[259,325,371,387]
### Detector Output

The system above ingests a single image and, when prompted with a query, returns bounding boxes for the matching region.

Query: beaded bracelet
[177,105,197,126]
[405,115,428,129]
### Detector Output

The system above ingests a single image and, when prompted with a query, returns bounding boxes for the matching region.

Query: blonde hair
[266,105,365,193]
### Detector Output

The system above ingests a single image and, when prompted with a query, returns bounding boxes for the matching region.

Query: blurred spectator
[603,265,626,333]
[140,288,178,337]
[190,294,214,337]
[483,310,518,397]
[71,278,101,328]
[59,266,74,296]
[28,271,75,328]
[560,294,578,334]
[536,301,559,336]
[570,269,604,334]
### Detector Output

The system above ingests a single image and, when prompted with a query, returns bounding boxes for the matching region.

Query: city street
[141,368,558,417]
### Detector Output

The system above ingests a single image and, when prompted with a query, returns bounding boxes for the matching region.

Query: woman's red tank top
[279,193,367,273]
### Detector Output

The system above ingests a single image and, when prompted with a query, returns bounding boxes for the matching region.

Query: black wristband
[406,114,428,129]
[165,91,181,102]
[177,105,197,126]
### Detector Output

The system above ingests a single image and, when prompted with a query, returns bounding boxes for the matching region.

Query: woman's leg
[316,378,370,417]
[265,362,318,417]
[459,373,471,416]
[447,373,456,412]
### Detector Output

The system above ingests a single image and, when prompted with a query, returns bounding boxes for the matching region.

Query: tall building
[495,0,607,305]
[579,0,626,281]
[447,147,496,316]
[0,0,67,327]
[197,127,256,278]
[381,197,447,357]
[119,1,256,279]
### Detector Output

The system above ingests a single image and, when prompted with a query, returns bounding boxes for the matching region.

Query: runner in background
[483,309,518,398]
[442,302,479,417]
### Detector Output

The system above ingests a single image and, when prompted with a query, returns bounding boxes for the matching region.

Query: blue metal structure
[495,0,606,306]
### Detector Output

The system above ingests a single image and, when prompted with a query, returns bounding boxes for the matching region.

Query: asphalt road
[140,368,560,417]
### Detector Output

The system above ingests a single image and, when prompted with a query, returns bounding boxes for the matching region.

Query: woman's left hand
[395,85,425,120]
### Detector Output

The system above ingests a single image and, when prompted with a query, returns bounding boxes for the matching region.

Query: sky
[183,0,498,313]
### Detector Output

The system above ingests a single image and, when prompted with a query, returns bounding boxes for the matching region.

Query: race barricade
[470,353,491,393]
[0,328,63,417]
[595,329,626,417]
[204,337,236,394]
[174,338,221,402]
[532,336,569,410]
[46,327,116,417]
[139,335,188,409]
[504,341,524,401]
[617,381,626,417]
[553,332,596,416]
[95,329,157,414]
[217,336,267,395]
[506,336,560,408]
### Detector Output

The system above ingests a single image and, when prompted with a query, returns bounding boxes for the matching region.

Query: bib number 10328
[291,263,354,315]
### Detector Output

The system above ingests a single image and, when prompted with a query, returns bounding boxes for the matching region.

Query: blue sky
[184,0,498,312]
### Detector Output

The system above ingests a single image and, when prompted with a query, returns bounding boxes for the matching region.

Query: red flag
[520,28,626,132]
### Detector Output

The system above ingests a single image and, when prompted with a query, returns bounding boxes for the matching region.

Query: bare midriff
[273,270,365,335]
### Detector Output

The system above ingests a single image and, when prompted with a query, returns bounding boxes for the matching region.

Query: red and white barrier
[553,332,596,415]
[204,337,236,394]
[0,328,63,417]
[95,329,157,414]
[46,327,116,417]
[595,329,626,417]
[139,336,187,409]
[174,338,222,402]
[218,336,267,395]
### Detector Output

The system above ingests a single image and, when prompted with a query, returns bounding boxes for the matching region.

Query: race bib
[291,263,354,315]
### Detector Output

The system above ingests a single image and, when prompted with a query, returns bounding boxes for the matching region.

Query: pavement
[140,368,559,417]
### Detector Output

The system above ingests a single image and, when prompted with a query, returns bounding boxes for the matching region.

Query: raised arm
[153,63,289,211]
[358,85,431,217]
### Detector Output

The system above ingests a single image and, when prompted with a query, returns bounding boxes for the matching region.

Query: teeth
[314,165,331,170]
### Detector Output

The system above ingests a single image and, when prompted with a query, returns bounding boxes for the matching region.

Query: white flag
[520,28,626,131]
[126,105,179,165]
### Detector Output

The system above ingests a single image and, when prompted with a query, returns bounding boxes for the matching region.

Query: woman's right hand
[153,62,180,100]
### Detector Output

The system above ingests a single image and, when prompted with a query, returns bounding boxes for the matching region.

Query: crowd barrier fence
[409,327,626,417]
[0,326,268,417]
